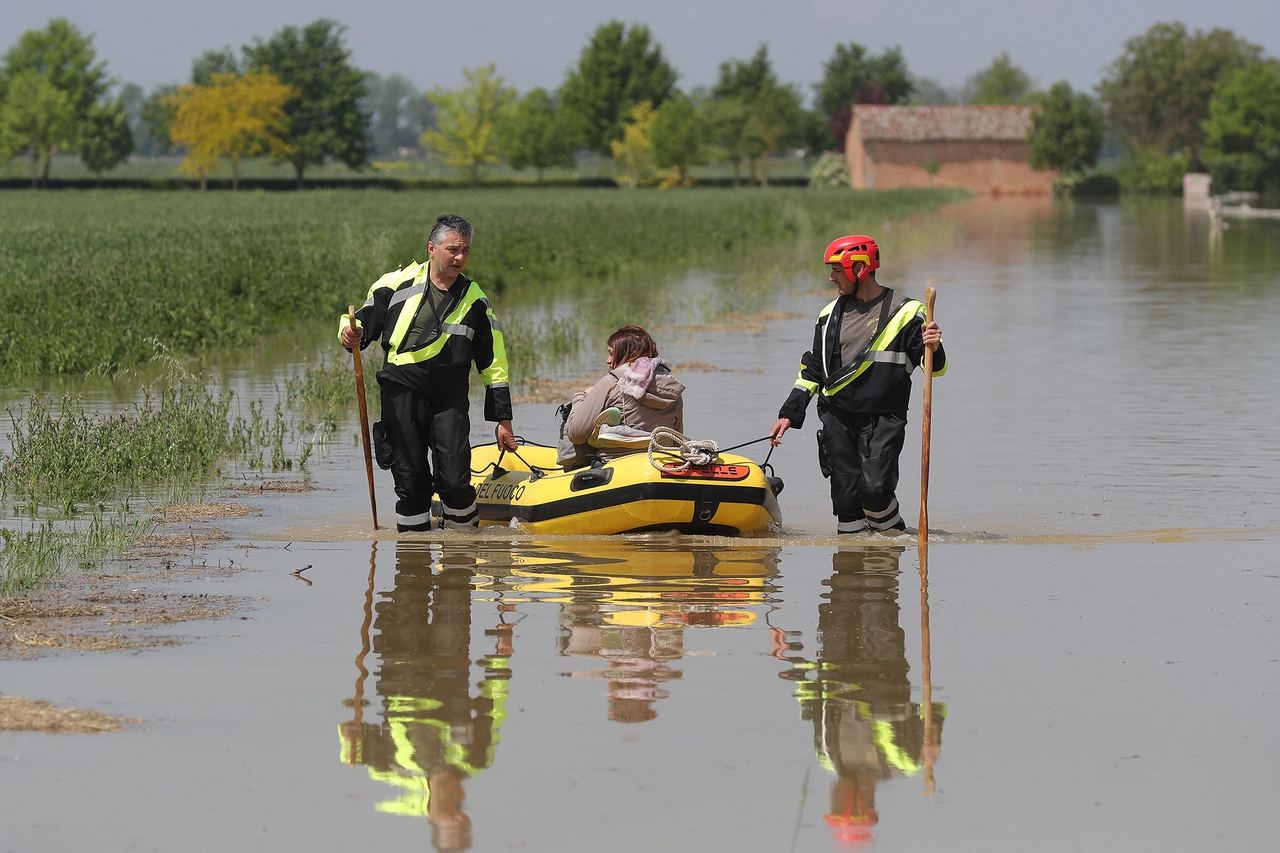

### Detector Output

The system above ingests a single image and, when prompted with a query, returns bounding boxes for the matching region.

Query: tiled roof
[854,105,1033,142]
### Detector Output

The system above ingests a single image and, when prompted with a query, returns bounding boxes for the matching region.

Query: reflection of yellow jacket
[339,657,510,817]
[340,547,510,820]
[787,548,944,780]
[790,678,938,778]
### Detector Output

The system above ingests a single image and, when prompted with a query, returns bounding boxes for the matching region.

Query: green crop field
[0,187,964,380]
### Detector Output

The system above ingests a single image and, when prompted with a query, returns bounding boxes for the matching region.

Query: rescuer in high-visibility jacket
[339,541,513,851]
[772,547,944,848]
[768,236,945,533]
[340,214,518,531]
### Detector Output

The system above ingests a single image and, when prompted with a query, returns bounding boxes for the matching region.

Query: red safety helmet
[825,235,880,284]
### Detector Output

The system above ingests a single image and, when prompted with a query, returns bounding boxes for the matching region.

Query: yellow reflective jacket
[779,289,946,427]
[339,261,512,421]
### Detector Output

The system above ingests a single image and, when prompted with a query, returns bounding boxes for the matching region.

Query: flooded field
[3,197,1278,851]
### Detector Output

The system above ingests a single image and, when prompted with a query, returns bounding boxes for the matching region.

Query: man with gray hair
[341,213,517,531]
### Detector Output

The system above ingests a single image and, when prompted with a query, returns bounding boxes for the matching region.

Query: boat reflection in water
[339,541,514,852]
[774,547,945,849]
[506,541,780,723]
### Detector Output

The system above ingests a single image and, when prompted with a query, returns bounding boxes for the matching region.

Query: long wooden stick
[347,541,378,765]
[350,305,379,530]
[918,288,936,564]
[918,287,937,795]
[920,554,936,794]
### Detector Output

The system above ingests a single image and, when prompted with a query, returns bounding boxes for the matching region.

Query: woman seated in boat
[563,325,685,462]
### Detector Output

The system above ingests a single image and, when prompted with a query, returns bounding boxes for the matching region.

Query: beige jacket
[565,366,685,451]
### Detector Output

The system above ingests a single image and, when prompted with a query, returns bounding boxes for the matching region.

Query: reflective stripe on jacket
[339,261,512,421]
[779,290,946,427]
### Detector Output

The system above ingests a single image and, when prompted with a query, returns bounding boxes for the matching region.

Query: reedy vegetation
[0,365,318,594]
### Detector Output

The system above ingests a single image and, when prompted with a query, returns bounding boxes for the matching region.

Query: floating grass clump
[0,188,964,380]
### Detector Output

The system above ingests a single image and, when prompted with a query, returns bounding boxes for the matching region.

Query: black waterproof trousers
[816,405,907,532]
[378,379,478,531]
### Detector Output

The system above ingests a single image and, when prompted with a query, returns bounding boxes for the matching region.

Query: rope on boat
[648,427,721,473]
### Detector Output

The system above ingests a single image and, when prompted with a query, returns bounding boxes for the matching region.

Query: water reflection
[775,547,944,848]
[339,541,512,851]
[508,542,780,723]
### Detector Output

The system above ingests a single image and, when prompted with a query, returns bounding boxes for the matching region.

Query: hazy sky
[8,0,1277,100]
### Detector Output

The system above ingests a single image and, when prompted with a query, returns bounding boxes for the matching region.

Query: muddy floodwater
[3,198,1279,852]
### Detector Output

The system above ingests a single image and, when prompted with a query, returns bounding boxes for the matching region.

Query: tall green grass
[0,366,305,511]
[0,188,964,380]
[0,513,151,597]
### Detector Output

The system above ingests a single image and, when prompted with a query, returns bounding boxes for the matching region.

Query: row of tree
[3,18,1278,193]
[0,20,132,186]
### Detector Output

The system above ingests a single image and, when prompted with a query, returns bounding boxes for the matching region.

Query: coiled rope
[648,427,722,473]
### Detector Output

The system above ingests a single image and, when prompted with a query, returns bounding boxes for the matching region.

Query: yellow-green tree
[165,69,296,190]
[609,100,656,188]
[422,64,514,187]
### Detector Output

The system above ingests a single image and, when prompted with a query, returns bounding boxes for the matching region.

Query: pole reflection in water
[775,547,946,849]
[338,540,515,852]
[507,543,780,723]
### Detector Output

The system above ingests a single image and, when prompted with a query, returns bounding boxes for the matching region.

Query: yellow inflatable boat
[468,443,782,535]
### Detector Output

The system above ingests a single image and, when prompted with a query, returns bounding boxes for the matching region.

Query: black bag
[815,428,832,479]
[372,421,395,470]
[555,402,595,470]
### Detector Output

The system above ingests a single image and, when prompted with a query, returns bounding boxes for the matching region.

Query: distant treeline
[2,17,1278,194]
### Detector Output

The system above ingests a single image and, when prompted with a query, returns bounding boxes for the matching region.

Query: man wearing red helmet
[768,236,945,533]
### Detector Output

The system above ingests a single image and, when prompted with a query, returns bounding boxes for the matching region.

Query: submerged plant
[0,366,304,507]
[0,512,152,596]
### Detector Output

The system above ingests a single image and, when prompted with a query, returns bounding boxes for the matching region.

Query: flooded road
[3,197,1279,851]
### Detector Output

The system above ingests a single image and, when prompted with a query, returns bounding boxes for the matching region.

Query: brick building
[845,105,1056,195]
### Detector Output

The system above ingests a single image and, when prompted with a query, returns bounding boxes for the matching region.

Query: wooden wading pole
[918,287,936,563]
[918,286,937,794]
[350,306,380,530]
[344,541,377,766]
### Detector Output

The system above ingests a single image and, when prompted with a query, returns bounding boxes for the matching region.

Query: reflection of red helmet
[825,812,877,850]
[825,235,880,284]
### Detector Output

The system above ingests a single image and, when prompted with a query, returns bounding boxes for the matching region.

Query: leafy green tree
[1115,148,1190,194]
[650,91,703,184]
[699,95,750,185]
[609,101,657,188]
[79,99,134,186]
[911,77,956,105]
[1027,81,1105,173]
[500,88,578,184]
[423,64,514,187]
[119,83,161,155]
[558,20,677,154]
[140,85,177,153]
[242,19,370,187]
[2,18,108,182]
[743,81,803,185]
[814,42,912,151]
[364,73,433,157]
[0,70,77,187]
[1202,62,1280,193]
[1097,21,1261,164]
[711,45,774,103]
[709,46,800,185]
[796,108,833,157]
[191,47,241,85]
[964,52,1036,104]
[815,43,912,115]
